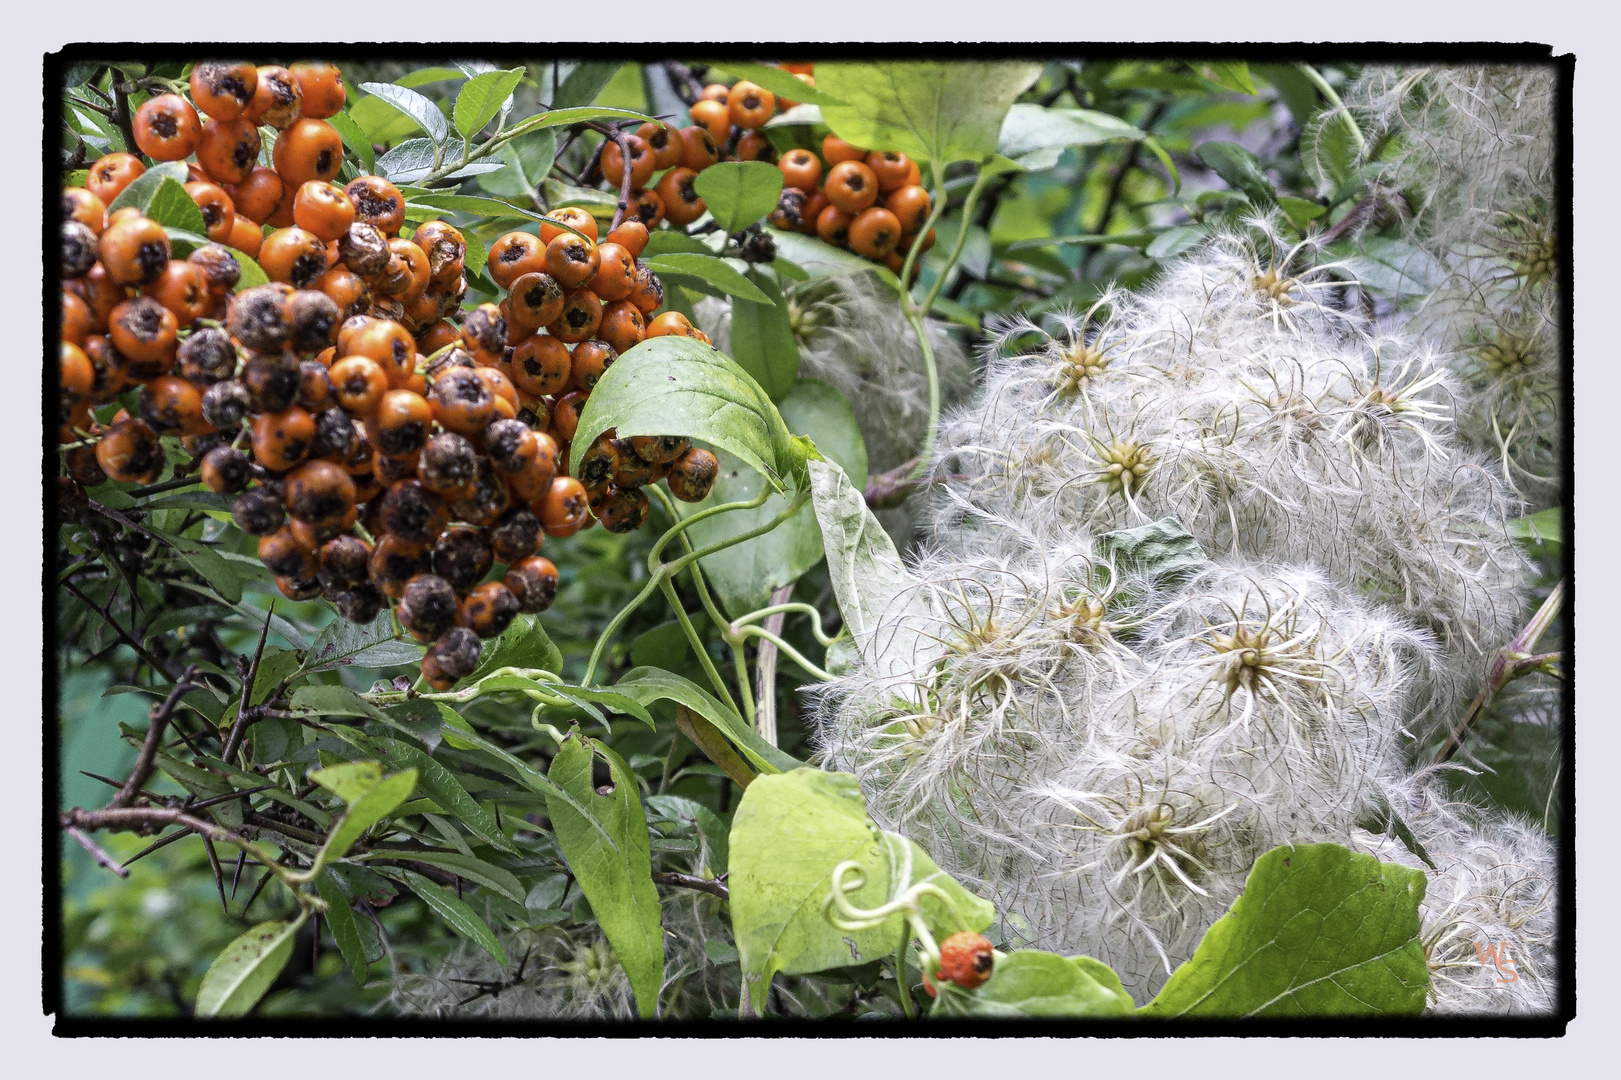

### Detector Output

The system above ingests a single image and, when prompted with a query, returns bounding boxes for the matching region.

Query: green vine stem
[1295,63,1366,155]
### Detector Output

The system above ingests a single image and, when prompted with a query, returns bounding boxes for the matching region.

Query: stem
[659,576,739,713]
[752,583,795,747]
[1296,63,1366,155]
[905,310,941,481]
[732,643,756,729]
[734,626,835,682]
[732,601,838,646]
[896,940,916,1020]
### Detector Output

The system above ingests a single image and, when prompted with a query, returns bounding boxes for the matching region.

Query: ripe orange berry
[345,175,405,236]
[244,64,304,129]
[627,189,665,228]
[226,216,265,257]
[656,167,706,228]
[545,232,600,290]
[548,288,603,344]
[816,204,854,248]
[689,99,732,145]
[735,130,774,162]
[196,117,261,185]
[488,231,547,289]
[637,120,683,170]
[627,264,665,316]
[99,217,171,286]
[63,187,108,235]
[825,160,880,214]
[539,206,598,245]
[274,118,344,188]
[61,342,93,397]
[259,227,331,289]
[96,418,165,483]
[86,153,145,206]
[224,166,286,225]
[388,237,432,303]
[536,475,589,534]
[569,340,617,393]
[330,355,390,417]
[645,311,695,339]
[348,318,418,384]
[146,260,211,327]
[289,61,347,120]
[605,219,649,258]
[601,133,654,190]
[885,185,933,234]
[727,81,776,129]
[509,333,572,396]
[677,125,722,173]
[666,446,718,502]
[598,300,646,354]
[935,932,995,990]
[865,151,915,193]
[133,94,201,161]
[252,406,317,470]
[504,555,559,613]
[189,61,259,121]
[590,242,636,302]
[292,181,356,241]
[821,134,867,164]
[778,148,823,192]
[848,206,903,259]
[184,181,237,243]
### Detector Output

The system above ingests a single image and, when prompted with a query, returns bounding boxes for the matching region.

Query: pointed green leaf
[397,869,507,964]
[613,666,801,776]
[997,103,1147,169]
[364,735,514,851]
[315,869,369,985]
[546,735,664,1018]
[327,109,374,175]
[364,849,524,904]
[315,767,419,865]
[301,609,422,671]
[360,81,449,144]
[454,67,525,139]
[729,268,799,402]
[692,161,784,235]
[640,253,773,304]
[1194,140,1276,204]
[105,161,189,214]
[195,915,304,1018]
[817,61,1042,166]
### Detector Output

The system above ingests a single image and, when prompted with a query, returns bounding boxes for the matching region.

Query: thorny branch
[652,871,730,900]
[112,664,201,809]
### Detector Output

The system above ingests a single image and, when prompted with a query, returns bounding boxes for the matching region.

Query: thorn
[201,835,227,914]
[119,826,191,868]
[230,849,246,899]
[312,912,320,969]
[242,867,273,917]
[493,803,502,832]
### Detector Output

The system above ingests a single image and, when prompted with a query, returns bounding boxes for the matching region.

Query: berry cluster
[770,135,935,273]
[59,59,720,692]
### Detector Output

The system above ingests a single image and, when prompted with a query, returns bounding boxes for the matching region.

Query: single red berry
[935,932,996,990]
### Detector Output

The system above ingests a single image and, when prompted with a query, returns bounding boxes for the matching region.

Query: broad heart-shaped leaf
[312,765,419,868]
[105,161,188,214]
[817,61,1042,167]
[1094,516,1210,587]
[1194,140,1276,204]
[693,161,784,235]
[930,951,1136,1018]
[996,102,1147,170]
[302,609,422,671]
[465,612,563,683]
[729,768,994,1004]
[454,67,524,139]
[612,666,803,776]
[195,916,305,1017]
[572,335,796,492]
[729,267,799,402]
[315,869,369,985]
[397,868,508,964]
[706,61,848,108]
[640,253,773,304]
[546,734,664,1019]
[685,378,866,619]
[1143,843,1429,1018]
[764,228,902,293]
[360,81,450,143]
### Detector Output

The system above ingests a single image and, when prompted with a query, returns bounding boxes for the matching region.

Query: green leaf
[685,378,866,618]
[396,66,469,90]
[1094,516,1210,587]
[805,458,927,667]
[816,61,1042,167]
[1197,61,1258,96]
[226,248,269,289]
[454,67,525,140]
[554,62,624,109]
[315,869,369,985]
[1145,224,1207,260]
[477,128,556,202]
[1193,141,1275,204]
[706,61,847,108]
[546,734,664,1018]
[931,951,1136,1018]
[364,849,524,904]
[309,760,384,803]
[465,612,563,683]
[315,765,419,865]
[763,228,901,292]
[145,526,240,603]
[513,105,656,134]
[1277,195,1328,231]
[148,178,208,235]
[364,735,516,852]
[347,94,423,147]
[641,231,717,258]
[289,684,387,724]
[195,916,305,1018]
[729,269,800,402]
[301,609,422,671]
[360,81,449,144]
[692,161,785,235]
[613,666,802,777]
[996,103,1147,170]
[630,621,689,668]
[328,110,375,175]
[640,253,773,304]
[105,161,188,215]
[1143,843,1430,1018]
[729,768,993,1002]
[1301,108,1360,195]
[1508,507,1561,547]
[398,869,508,965]
[646,794,730,876]
[573,334,795,492]
[407,192,546,222]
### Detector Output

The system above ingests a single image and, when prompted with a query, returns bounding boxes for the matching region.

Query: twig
[588,121,636,231]
[1433,578,1565,764]
[111,77,140,158]
[864,460,966,509]
[66,826,129,878]
[113,664,201,808]
[652,871,730,900]
[61,577,176,681]
[752,583,795,747]
[662,61,703,106]
[222,605,276,762]
[201,834,229,913]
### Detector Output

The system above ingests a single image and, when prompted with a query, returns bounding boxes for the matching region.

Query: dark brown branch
[652,871,729,900]
[61,578,177,681]
[221,605,275,762]
[112,664,201,809]
[588,121,636,232]
[111,77,140,160]
[663,61,703,106]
